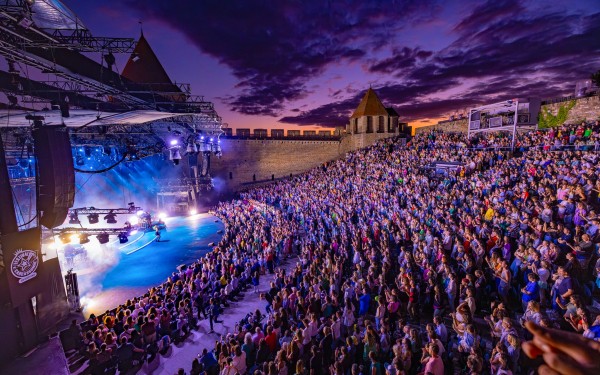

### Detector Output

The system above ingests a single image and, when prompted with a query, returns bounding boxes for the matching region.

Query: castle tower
[122,33,187,102]
[347,88,399,134]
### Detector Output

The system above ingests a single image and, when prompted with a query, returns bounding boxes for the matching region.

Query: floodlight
[170,148,182,165]
[97,233,109,244]
[59,232,71,244]
[104,213,117,224]
[79,234,90,245]
[118,232,128,244]
[87,213,99,224]
[68,212,80,224]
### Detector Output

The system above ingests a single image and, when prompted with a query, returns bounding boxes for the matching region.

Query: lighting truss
[53,227,143,237]
[0,2,136,53]
[69,206,143,215]
[0,40,153,109]
[46,29,136,53]
[154,177,213,193]
[0,0,224,163]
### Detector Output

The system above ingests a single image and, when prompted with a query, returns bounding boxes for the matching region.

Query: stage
[54,213,224,316]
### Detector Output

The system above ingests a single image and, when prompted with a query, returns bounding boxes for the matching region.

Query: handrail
[460,143,600,152]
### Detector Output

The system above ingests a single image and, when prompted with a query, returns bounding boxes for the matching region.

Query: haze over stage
[55,214,224,316]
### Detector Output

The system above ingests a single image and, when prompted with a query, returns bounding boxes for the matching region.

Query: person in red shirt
[264,325,278,353]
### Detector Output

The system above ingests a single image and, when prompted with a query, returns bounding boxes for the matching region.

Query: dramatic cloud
[109,0,600,127]
[282,1,600,126]
[369,47,433,75]
[452,0,525,34]
[122,0,438,116]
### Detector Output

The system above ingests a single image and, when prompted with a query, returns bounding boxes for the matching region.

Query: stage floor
[57,213,224,316]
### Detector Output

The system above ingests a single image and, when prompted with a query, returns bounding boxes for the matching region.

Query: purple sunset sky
[66,0,600,130]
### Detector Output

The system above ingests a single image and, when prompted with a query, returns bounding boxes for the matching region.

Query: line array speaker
[32,125,75,229]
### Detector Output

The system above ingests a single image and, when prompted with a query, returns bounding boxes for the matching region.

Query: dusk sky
[66,0,600,131]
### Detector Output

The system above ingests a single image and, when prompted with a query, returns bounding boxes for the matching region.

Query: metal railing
[463,143,600,152]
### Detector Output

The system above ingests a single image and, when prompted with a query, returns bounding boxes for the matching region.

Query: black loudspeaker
[33,125,75,228]
[59,102,70,118]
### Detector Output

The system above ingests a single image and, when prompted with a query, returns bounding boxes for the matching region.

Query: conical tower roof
[350,88,389,119]
[122,33,173,85]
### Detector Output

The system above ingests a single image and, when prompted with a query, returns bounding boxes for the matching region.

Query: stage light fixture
[129,216,139,225]
[79,234,90,245]
[130,230,138,236]
[170,139,178,146]
[187,142,198,153]
[158,212,167,220]
[118,232,128,244]
[87,213,99,224]
[18,16,33,29]
[104,213,117,224]
[97,233,109,244]
[68,212,80,224]
[59,232,71,244]
[136,210,145,216]
[189,209,198,215]
[170,148,182,165]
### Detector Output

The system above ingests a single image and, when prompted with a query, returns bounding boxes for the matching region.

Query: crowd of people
[195,122,600,375]
[61,199,295,374]
[62,121,600,375]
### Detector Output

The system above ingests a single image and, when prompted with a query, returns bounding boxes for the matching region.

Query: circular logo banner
[10,249,39,284]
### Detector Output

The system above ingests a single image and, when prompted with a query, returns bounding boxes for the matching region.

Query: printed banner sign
[1,227,41,306]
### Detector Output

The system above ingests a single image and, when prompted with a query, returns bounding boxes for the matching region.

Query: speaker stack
[32,124,75,229]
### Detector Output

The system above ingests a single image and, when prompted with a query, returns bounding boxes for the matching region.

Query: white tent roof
[5,0,88,30]
[0,109,189,127]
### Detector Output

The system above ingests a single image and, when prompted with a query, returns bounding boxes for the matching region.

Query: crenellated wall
[414,119,468,134]
[211,132,396,192]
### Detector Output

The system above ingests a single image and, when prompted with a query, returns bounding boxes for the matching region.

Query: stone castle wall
[414,119,468,134]
[542,95,600,124]
[414,94,600,134]
[211,132,394,192]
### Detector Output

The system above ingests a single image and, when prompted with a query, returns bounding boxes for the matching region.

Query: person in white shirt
[521,301,542,327]
[331,312,342,342]
[534,260,551,307]
[231,346,247,374]
[446,273,457,312]
[433,316,448,346]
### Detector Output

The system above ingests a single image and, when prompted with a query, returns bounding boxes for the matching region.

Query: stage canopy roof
[6,0,87,30]
[0,109,197,127]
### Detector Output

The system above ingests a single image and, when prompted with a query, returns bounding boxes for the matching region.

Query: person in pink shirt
[420,343,444,375]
